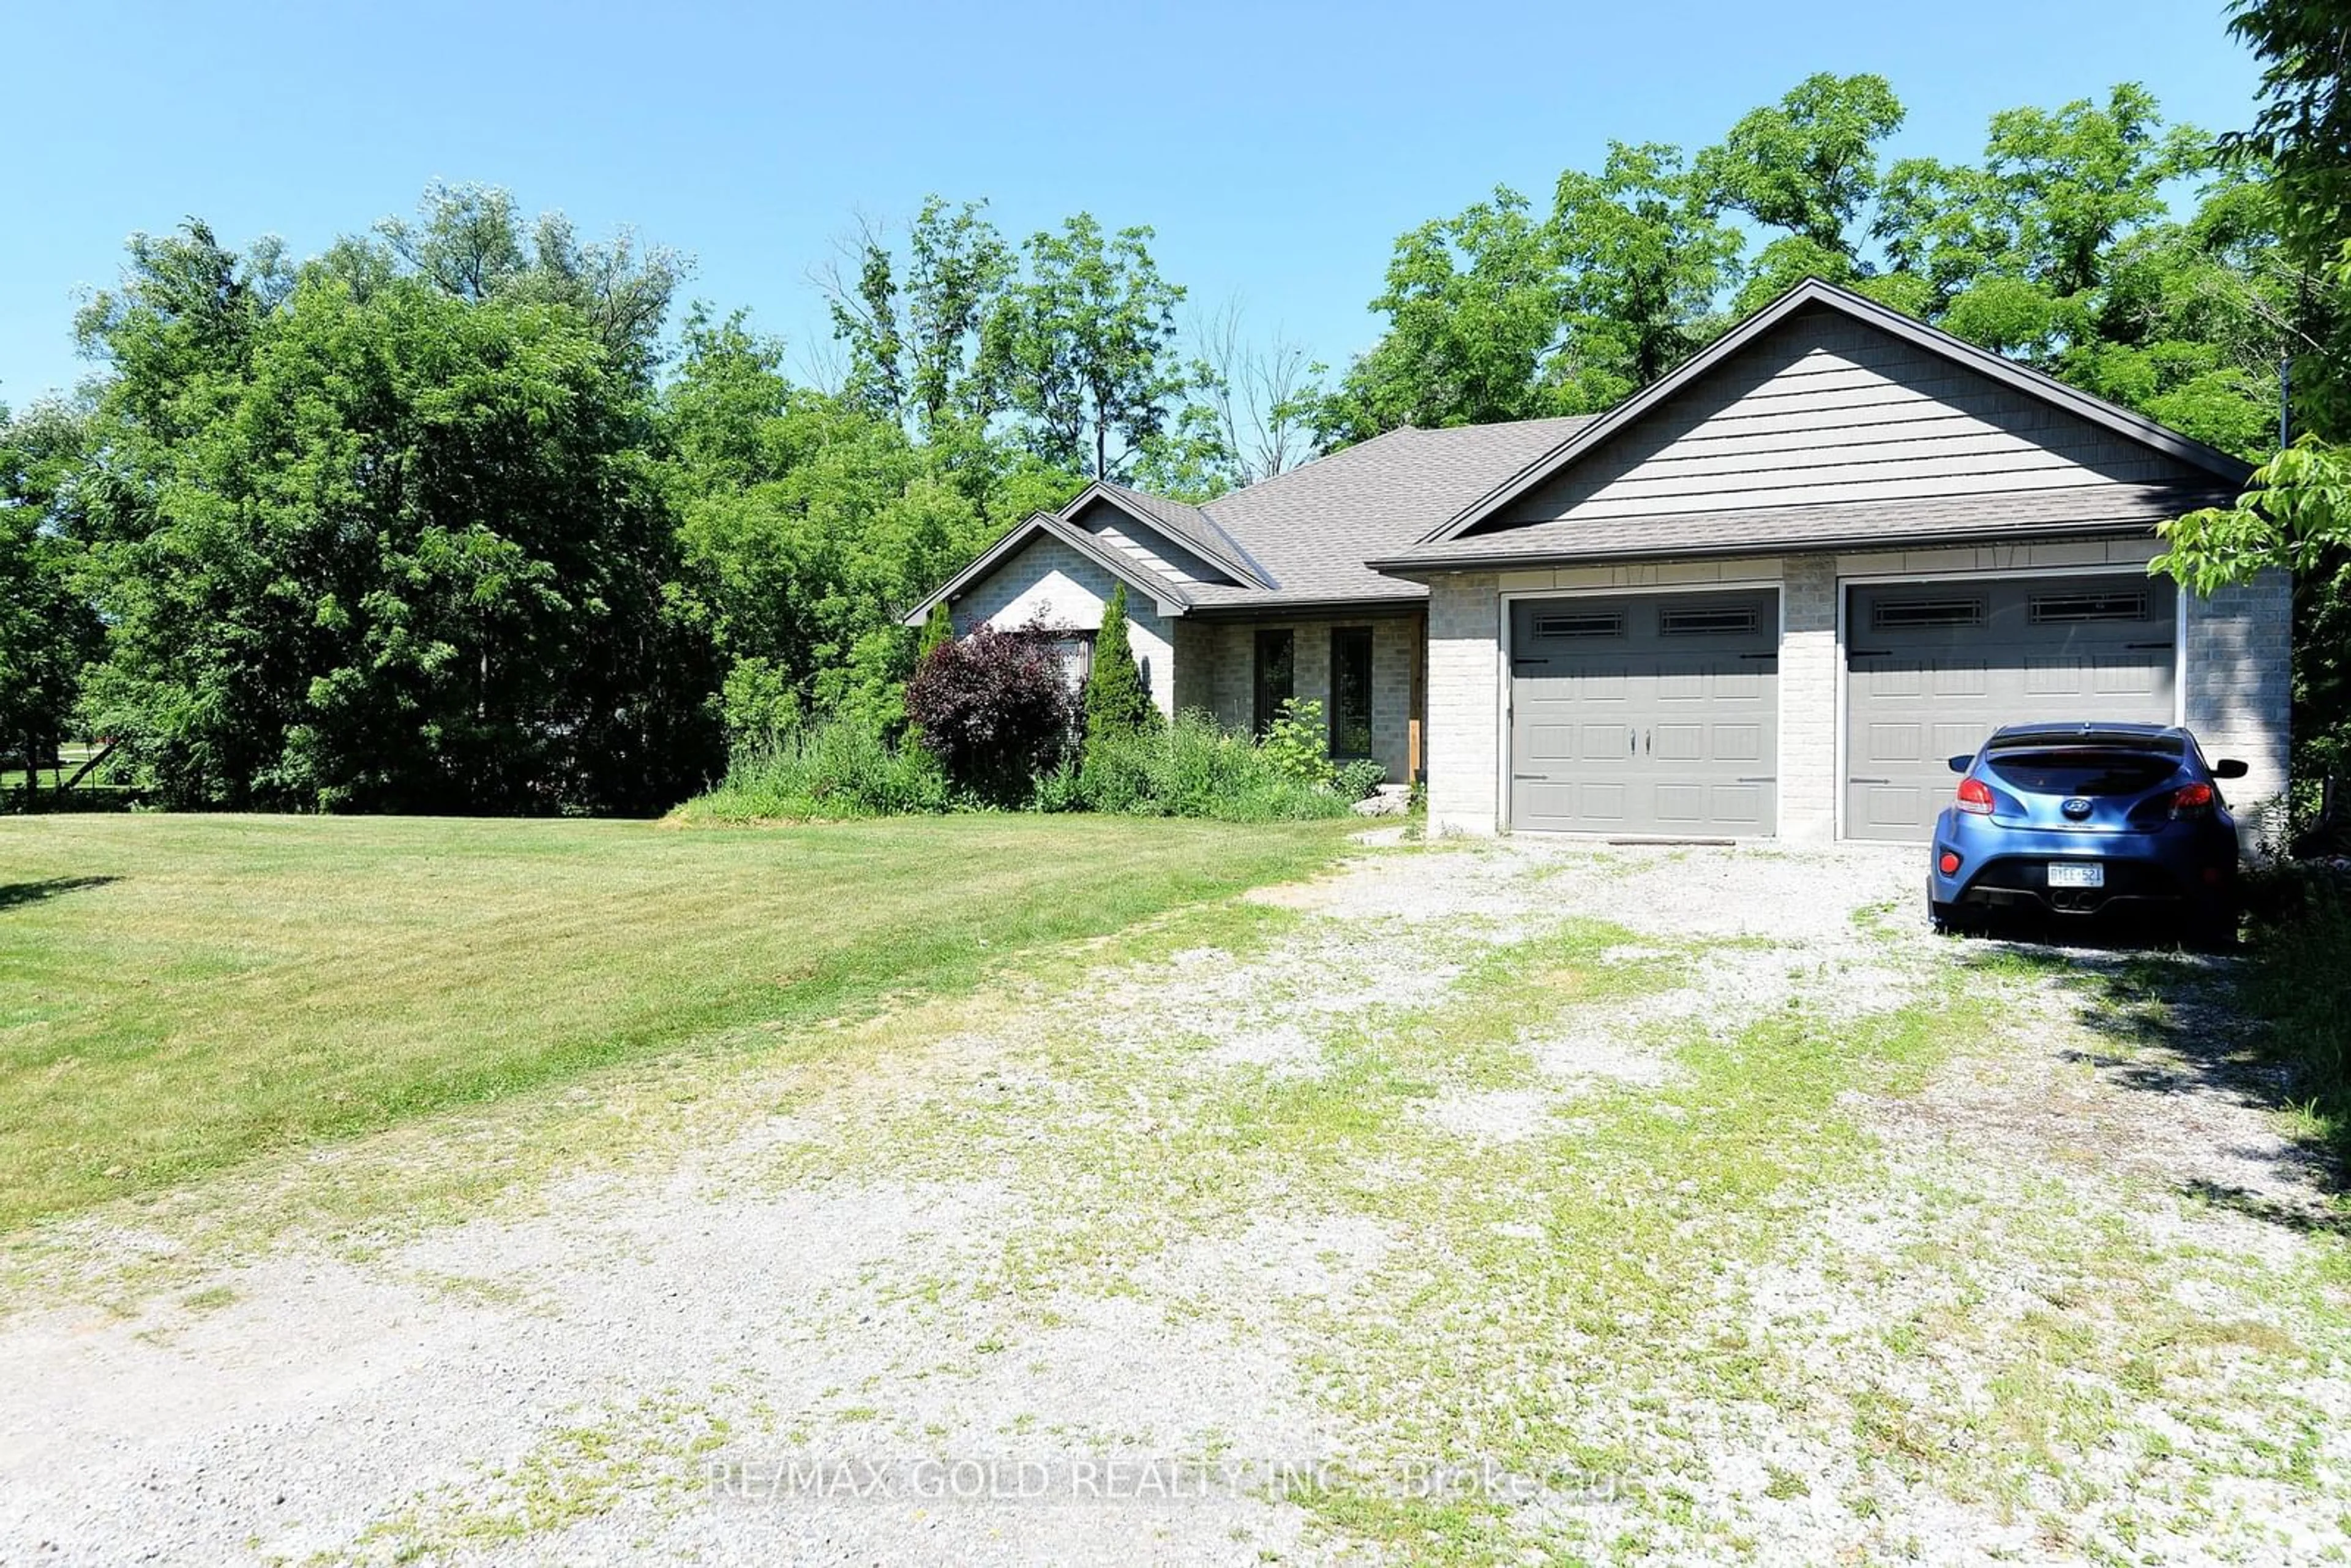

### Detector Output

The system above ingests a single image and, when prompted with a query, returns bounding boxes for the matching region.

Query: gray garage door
[1510,591,1779,835]
[1845,574,2179,841]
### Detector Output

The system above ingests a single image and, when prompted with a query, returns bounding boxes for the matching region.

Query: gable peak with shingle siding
[1063,482,1270,588]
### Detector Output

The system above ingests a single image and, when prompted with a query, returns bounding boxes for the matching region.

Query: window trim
[1253,627,1295,736]
[1329,626,1374,760]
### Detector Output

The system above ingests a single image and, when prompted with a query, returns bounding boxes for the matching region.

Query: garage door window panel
[1537,612,1625,640]
[1660,605,1761,637]
[1870,597,1984,631]
[2030,590,2151,625]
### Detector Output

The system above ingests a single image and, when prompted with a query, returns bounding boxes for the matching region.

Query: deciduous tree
[74,224,714,812]
[984,214,1193,480]
[0,401,101,789]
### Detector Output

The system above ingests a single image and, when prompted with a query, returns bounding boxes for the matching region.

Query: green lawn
[0,812,1351,1231]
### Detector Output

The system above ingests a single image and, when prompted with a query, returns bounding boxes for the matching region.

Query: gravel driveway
[3,835,2345,1565]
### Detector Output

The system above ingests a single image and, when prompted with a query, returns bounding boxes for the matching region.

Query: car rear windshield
[1985,748,2180,797]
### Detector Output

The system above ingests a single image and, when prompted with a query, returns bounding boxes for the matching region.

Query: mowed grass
[0,812,1352,1231]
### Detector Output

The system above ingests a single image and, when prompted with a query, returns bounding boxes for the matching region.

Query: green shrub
[719,656,801,755]
[917,601,956,658]
[905,620,1079,805]
[683,698,1371,826]
[679,715,949,821]
[1258,697,1337,789]
[1333,757,1387,801]
[1082,584,1158,742]
[1032,757,1089,814]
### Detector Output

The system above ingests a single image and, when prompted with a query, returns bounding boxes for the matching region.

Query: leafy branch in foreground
[2155,437,2351,591]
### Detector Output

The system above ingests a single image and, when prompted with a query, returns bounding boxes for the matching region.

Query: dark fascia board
[1179,593,1428,623]
[1415,278,2258,549]
[1065,481,1272,589]
[899,511,1192,628]
[1368,517,2175,576]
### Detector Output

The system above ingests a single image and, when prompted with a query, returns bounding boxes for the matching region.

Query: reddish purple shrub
[904,618,1078,803]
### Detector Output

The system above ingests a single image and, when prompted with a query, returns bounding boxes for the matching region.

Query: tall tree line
[1316,73,2319,466]
[1,4,2342,814]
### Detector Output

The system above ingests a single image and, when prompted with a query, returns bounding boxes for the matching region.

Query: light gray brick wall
[1207,623,1253,727]
[1427,573,1502,834]
[1368,617,1419,779]
[1172,620,1217,715]
[952,536,1177,717]
[1192,614,1421,782]
[2183,568,2293,850]
[1777,553,1839,843]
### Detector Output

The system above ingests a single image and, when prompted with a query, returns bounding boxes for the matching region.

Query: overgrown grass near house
[0,812,1352,1230]
[2240,882,2351,1160]
[674,719,950,822]
[675,708,1380,825]
[1041,710,1370,823]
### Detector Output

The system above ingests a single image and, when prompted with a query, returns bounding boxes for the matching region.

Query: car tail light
[1938,851,1961,876]
[2169,781,2214,819]
[1955,777,1993,815]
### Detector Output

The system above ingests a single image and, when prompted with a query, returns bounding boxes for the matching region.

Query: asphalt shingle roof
[1178,416,1599,607]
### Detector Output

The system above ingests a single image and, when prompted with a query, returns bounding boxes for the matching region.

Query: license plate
[2047,861,2104,888]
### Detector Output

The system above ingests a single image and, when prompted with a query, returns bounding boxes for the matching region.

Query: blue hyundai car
[1927,722,2248,943]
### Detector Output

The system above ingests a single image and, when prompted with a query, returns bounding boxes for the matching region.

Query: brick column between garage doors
[1776,553,1839,845]
[1426,571,1502,835]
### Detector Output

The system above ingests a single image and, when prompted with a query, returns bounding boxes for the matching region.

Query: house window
[2030,589,2151,625]
[1330,628,1374,759]
[1870,596,1985,631]
[1253,628,1294,734]
[1047,634,1094,692]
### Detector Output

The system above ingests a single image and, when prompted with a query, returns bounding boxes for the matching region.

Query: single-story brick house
[906,280,2288,844]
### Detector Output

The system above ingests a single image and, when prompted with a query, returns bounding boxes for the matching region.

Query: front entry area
[1508,591,1780,835]
[1843,573,2180,842]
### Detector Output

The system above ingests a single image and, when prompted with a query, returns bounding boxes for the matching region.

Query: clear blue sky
[1,0,2263,407]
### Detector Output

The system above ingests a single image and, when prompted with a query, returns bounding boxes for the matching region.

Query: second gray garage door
[1510,591,1779,835]
[1845,573,2179,841]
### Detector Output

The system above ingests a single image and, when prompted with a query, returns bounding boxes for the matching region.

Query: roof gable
[1064,482,1269,588]
[1423,279,2254,546]
[898,511,1190,628]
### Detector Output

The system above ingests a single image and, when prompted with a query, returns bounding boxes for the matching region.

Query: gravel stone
[2,836,2341,1566]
